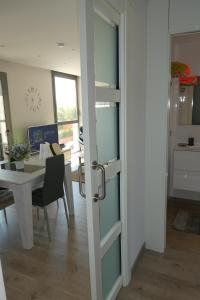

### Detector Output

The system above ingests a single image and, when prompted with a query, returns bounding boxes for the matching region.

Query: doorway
[167,32,200,251]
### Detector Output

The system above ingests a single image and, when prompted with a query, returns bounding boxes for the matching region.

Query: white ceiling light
[57,42,65,48]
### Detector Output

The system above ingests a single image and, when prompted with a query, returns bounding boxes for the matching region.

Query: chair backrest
[43,154,65,206]
[50,143,63,156]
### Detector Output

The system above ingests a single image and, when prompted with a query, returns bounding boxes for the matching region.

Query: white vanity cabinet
[173,150,200,192]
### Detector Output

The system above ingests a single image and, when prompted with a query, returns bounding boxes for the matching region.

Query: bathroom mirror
[178,77,200,125]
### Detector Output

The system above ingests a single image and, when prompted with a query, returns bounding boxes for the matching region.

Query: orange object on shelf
[171,61,190,77]
[179,76,198,85]
[171,61,197,86]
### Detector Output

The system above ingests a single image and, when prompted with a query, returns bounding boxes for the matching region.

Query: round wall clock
[25,86,42,112]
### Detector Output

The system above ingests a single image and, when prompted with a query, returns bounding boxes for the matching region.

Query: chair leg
[44,207,51,241]
[63,197,69,227]
[37,207,40,220]
[3,209,8,225]
[56,199,59,209]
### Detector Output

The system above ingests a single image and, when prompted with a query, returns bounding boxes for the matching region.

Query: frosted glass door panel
[94,11,121,300]
[101,237,121,299]
[96,103,119,164]
[94,14,118,88]
[100,175,120,239]
[96,102,121,298]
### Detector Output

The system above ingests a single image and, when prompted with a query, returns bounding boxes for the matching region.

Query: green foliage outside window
[59,127,73,139]
[57,106,77,122]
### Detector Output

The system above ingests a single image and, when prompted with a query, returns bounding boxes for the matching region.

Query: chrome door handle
[78,162,86,198]
[92,161,106,201]
[97,164,106,200]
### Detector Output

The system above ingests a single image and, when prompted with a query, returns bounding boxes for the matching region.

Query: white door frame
[0,72,13,147]
[147,1,200,253]
[80,0,129,299]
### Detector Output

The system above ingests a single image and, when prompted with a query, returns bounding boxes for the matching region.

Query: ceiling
[0,0,80,75]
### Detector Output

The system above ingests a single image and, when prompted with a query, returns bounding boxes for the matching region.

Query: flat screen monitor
[28,124,58,152]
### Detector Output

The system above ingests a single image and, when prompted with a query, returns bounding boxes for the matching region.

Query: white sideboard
[173,150,200,192]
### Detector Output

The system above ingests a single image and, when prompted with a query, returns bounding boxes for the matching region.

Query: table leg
[11,182,33,249]
[0,260,6,300]
[64,164,74,215]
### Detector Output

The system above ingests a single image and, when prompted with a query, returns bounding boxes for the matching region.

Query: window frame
[51,71,79,144]
[0,72,13,147]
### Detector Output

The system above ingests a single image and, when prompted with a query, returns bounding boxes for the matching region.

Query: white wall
[145,0,170,252]
[169,0,200,34]
[126,0,147,267]
[173,42,200,76]
[172,34,200,76]
[0,60,55,142]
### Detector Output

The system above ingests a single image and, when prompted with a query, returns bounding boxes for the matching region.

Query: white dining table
[0,157,74,250]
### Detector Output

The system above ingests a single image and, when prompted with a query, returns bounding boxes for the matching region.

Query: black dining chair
[0,189,14,224]
[32,154,69,240]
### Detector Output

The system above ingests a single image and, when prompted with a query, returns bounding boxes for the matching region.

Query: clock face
[25,87,42,112]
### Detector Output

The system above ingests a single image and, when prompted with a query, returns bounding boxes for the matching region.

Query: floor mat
[173,209,200,234]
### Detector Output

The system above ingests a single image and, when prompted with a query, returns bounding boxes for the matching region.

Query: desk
[0,158,74,249]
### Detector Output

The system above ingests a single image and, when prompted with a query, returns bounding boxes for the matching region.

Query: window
[52,72,79,153]
[0,85,8,146]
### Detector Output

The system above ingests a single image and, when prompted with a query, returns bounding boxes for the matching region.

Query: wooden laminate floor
[2,190,200,300]
[0,182,90,300]
[118,198,200,300]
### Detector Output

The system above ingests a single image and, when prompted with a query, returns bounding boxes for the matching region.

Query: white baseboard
[130,242,146,274]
